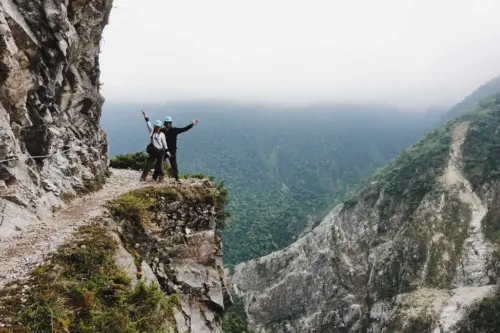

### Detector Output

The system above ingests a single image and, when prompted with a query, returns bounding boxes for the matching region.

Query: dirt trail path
[0,168,170,289]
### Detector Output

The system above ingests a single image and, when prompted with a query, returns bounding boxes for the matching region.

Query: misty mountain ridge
[443,74,500,120]
[101,74,500,270]
[231,86,500,332]
[102,103,438,266]
[102,102,439,156]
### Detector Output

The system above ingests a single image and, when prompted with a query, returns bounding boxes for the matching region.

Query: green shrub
[457,294,500,333]
[222,293,254,333]
[110,151,176,177]
[341,120,454,230]
[21,297,72,333]
[481,197,500,242]
[110,152,149,171]
[180,173,214,180]
[215,180,231,229]
[107,192,154,223]
[462,93,500,193]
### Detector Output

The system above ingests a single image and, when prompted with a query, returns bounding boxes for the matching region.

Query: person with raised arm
[155,115,198,181]
[140,110,170,182]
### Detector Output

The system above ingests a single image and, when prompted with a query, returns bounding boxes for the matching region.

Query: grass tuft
[0,224,179,333]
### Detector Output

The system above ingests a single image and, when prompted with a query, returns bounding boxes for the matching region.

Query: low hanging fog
[100,0,500,110]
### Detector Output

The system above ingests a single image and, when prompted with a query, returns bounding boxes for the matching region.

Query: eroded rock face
[0,0,111,227]
[113,182,233,333]
[232,121,500,333]
[0,174,232,331]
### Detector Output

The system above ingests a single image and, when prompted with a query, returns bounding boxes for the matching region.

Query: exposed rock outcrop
[0,172,233,332]
[0,1,234,331]
[0,0,112,236]
[0,168,144,290]
[232,97,500,333]
[111,182,233,332]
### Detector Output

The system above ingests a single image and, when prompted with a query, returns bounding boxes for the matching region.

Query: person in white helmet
[157,115,198,181]
[140,110,170,181]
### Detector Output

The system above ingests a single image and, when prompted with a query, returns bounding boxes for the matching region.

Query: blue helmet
[154,120,163,127]
[164,116,172,122]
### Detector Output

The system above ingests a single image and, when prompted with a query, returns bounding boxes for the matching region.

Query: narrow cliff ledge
[232,94,500,333]
[0,1,235,331]
[0,0,112,229]
[0,178,233,332]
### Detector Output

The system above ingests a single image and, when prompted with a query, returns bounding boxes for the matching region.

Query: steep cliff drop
[0,170,232,331]
[232,95,500,333]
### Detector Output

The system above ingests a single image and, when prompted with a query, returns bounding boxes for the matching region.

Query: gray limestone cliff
[0,0,112,235]
[0,177,233,332]
[110,183,234,332]
[232,94,500,333]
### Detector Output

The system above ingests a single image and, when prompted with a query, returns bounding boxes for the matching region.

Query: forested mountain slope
[102,103,436,265]
[232,93,500,332]
[443,75,500,120]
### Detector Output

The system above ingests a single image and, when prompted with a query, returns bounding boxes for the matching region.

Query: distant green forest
[443,75,500,121]
[102,102,438,266]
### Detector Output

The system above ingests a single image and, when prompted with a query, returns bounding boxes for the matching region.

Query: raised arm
[141,110,153,134]
[176,119,198,134]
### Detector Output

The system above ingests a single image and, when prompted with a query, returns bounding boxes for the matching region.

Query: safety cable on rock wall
[1,110,107,163]
[0,141,107,164]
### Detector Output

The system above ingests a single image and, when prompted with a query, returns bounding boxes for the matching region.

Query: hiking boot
[140,176,146,181]
[158,176,164,182]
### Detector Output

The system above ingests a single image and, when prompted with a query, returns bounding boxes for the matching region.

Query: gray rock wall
[111,181,233,332]
[232,122,500,333]
[0,0,111,227]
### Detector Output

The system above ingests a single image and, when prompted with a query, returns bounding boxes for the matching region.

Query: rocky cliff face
[110,182,233,332]
[232,94,500,333]
[0,176,233,332]
[0,0,111,236]
[0,2,234,331]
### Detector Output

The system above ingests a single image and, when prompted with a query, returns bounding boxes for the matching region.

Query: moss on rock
[108,182,229,232]
[0,224,180,333]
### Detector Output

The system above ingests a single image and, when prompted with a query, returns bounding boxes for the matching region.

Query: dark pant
[167,150,179,180]
[141,151,165,180]
[153,150,179,180]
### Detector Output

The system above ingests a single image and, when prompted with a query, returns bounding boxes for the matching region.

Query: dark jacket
[161,124,193,151]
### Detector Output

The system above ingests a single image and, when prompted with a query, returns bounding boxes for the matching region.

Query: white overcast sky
[100,0,500,109]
